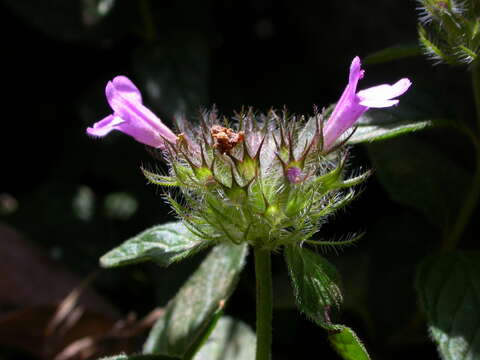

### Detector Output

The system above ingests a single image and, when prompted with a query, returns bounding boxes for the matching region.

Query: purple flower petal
[358,98,399,108]
[111,76,142,103]
[86,115,124,136]
[323,57,411,150]
[323,57,368,150]
[348,56,365,86]
[357,78,412,106]
[87,76,177,149]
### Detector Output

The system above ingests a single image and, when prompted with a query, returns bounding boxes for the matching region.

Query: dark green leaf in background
[417,251,480,360]
[100,221,208,268]
[366,211,436,342]
[366,135,470,227]
[143,242,248,358]
[363,44,422,65]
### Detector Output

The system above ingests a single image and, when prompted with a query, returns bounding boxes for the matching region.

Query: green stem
[443,62,480,251]
[254,246,273,360]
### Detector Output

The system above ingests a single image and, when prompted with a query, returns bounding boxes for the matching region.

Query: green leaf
[284,245,342,326]
[100,221,208,268]
[363,44,422,65]
[366,136,470,227]
[144,242,248,358]
[328,325,371,360]
[193,316,256,360]
[366,211,436,340]
[183,309,224,359]
[417,251,480,360]
[284,246,372,360]
[346,110,438,144]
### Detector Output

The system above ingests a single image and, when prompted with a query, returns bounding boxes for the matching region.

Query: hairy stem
[443,62,480,251]
[254,247,273,360]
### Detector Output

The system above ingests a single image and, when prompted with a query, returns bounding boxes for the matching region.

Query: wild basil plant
[87,57,411,360]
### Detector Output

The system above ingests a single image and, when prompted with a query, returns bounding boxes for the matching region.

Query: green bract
[143,108,370,250]
[417,0,480,65]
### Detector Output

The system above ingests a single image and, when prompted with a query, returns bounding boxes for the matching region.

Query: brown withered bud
[210,125,245,154]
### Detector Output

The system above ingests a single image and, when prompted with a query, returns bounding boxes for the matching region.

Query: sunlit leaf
[193,316,256,360]
[328,325,371,360]
[347,111,434,144]
[143,243,248,358]
[100,221,208,268]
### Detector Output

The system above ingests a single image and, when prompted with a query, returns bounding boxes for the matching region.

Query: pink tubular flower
[323,56,412,150]
[86,76,177,149]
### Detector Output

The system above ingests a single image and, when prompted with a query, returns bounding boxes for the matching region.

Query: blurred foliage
[1,0,479,359]
[417,252,480,360]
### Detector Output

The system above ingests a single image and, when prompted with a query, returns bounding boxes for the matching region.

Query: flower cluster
[87,57,410,249]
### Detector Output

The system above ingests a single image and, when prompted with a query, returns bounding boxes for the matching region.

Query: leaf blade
[100,221,208,268]
[193,316,256,360]
[363,44,422,65]
[366,136,470,227]
[417,251,480,360]
[346,109,444,144]
[285,245,372,360]
[284,245,342,326]
[143,242,248,358]
[328,326,371,360]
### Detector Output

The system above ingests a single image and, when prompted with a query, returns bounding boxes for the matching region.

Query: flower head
[86,76,177,149]
[323,57,411,150]
[141,107,369,250]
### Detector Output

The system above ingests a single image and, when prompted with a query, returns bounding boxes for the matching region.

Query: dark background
[0,0,476,359]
